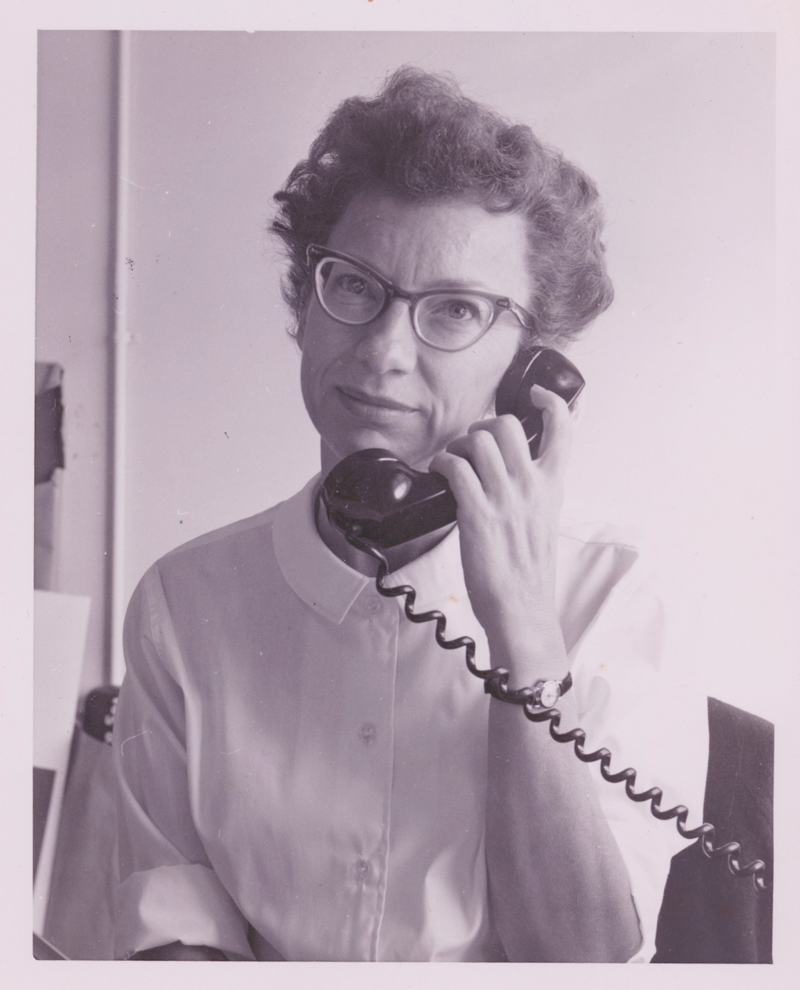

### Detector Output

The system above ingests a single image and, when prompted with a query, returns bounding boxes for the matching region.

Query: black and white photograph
[5,2,799,984]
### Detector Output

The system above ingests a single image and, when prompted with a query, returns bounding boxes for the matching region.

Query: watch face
[539,681,560,708]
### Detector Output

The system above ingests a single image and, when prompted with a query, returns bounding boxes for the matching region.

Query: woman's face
[298,189,531,474]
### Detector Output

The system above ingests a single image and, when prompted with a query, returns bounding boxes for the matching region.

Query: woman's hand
[429,384,572,687]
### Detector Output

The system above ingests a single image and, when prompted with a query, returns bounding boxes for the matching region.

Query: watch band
[531,670,573,709]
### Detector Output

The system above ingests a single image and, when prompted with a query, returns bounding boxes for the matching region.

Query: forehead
[326,189,530,300]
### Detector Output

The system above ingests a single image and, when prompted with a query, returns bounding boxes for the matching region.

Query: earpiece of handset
[495,347,585,458]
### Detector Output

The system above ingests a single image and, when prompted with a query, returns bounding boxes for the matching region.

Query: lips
[335,386,417,414]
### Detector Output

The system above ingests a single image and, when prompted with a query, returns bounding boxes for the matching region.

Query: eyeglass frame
[305,243,536,353]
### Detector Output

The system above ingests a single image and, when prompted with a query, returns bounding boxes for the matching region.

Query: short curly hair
[271,66,613,348]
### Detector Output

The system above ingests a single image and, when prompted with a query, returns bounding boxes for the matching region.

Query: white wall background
[36,32,117,696]
[37,31,790,721]
[115,31,783,719]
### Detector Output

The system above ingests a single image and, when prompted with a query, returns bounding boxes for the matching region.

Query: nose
[352,299,418,374]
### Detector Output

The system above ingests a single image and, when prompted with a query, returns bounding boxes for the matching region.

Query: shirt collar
[273,475,468,625]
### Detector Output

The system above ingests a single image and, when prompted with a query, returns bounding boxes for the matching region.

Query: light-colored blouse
[113,476,708,962]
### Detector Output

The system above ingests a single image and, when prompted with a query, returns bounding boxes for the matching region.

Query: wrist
[530,670,573,708]
[486,618,566,686]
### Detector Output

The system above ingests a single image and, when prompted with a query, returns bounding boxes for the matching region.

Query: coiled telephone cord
[350,534,768,893]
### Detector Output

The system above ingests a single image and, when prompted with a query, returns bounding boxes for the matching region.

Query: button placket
[336,587,397,955]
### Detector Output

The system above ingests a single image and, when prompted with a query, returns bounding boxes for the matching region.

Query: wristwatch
[531,671,573,708]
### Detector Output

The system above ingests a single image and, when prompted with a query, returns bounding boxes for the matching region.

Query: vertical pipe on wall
[109,31,132,686]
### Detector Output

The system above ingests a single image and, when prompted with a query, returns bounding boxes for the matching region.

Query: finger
[528,384,573,476]
[569,391,585,425]
[467,415,532,479]
[443,429,508,494]
[429,449,486,509]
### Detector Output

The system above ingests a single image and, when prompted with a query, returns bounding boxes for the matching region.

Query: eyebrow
[326,248,499,295]
[376,264,496,294]
[419,277,496,293]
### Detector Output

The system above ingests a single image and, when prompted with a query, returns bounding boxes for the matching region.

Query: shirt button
[362,595,383,615]
[358,722,376,745]
[353,858,370,883]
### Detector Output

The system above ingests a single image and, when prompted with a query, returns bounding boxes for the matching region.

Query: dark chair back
[653,697,773,963]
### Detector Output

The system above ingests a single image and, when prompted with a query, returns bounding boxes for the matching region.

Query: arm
[485,677,641,961]
[114,567,252,961]
[431,385,641,961]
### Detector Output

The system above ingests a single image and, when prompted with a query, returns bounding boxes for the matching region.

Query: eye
[323,263,382,305]
[317,260,385,323]
[334,273,372,297]
[426,296,484,324]
[443,299,480,321]
[416,293,495,347]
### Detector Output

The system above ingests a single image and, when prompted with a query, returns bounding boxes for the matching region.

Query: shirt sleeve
[563,547,709,963]
[113,565,256,961]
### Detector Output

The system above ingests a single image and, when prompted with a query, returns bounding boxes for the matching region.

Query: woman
[114,67,705,962]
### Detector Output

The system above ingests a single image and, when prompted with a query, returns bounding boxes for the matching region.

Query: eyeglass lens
[315,257,496,350]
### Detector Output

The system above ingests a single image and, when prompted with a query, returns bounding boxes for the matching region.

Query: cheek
[298,332,330,416]
[299,320,338,386]
[433,340,519,421]
[300,302,354,374]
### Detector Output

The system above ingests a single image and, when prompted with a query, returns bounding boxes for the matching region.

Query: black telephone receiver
[321,347,585,549]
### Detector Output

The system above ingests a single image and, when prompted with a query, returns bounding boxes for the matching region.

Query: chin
[321,431,435,475]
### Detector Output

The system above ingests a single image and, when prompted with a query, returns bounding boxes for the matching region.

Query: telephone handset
[320,347,585,549]
[319,347,768,892]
